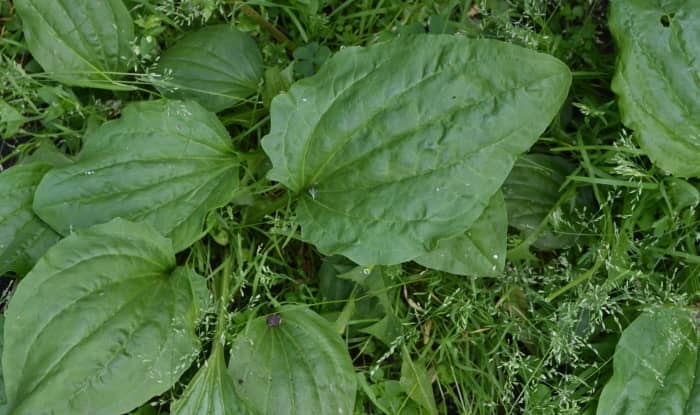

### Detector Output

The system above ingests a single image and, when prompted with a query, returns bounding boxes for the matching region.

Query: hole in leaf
[660,13,675,27]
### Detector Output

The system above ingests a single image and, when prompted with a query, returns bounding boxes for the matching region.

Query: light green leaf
[502,154,577,250]
[400,347,437,415]
[228,306,357,415]
[171,347,248,415]
[15,0,135,89]
[0,101,26,137]
[19,140,73,168]
[2,219,207,415]
[262,35,571,265]
[156,25,263,112]
[597,307,700,415]
[0,163,61,276]
[33,100,239,252]
[609,0,700,177]
[415,191,506,276]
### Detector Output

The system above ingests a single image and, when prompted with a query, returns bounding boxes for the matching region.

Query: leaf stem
[546,255,604,302]
[235,3,297,50]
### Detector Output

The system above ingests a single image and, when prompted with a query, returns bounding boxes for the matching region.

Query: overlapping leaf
[2,219,207,415]
[262,35,571,265]
[415,191,506,276]
[15,0,135,89]
[502,154,578,250]
[400,348,437,415]
[33,100,239,252]
[609,0,700,177]
[597,307,700,414]
[156,25,263,112]
[0,163,61,276]
[171,348,248,415]
[228,306,356,415]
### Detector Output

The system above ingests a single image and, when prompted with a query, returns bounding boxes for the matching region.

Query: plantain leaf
[415,191,506,276]
[400,347,437,415]
[156,25,263,112]
[171,347,248,415]
[609,0,700,177]
[597,307,700,415]
[0,316,5,407]
[2,219,207,415]
[33,100,239,252]
[502,154,578,250]
[0,163,61,276]
[262,35,571,265]
[15,0,135,89]
[228,306,356,415]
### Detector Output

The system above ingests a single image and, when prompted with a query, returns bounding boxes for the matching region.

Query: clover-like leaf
[15,0,135,89]
[609,0,700,177]
[156,25,263,112]
[33,100,239,252]
[228,306,356,415]
[2,219,207,415]
[262,35,571,265]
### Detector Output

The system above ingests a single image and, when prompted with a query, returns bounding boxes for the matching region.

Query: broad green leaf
[228,306,357,415]
[2,219,207,415]
[609,0,700,177]
[19,140,73,168]
[318,255,355,309]
[374,380,426,415]
[359,314,403,347]
[15,0,135,89]
[400,348,437,415]
[171,347,248,415]
[33,100,239,252]
[415,191,506,276]
[596,307,700,415]
[502,154,577,250]
[156,25,263,112]
[0,163,61,276]
[0,316,5,406]
[262,35,571,265]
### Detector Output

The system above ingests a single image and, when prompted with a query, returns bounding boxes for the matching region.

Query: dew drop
[435,187,440,192]
[84,170,95,175]
[492,265,497,271]
[301,97,309,103]
[493,254,499,259]
[362,268,370,275]
[308,187,317,200]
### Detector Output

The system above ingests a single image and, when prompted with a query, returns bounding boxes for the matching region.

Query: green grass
[2,0,698,413]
